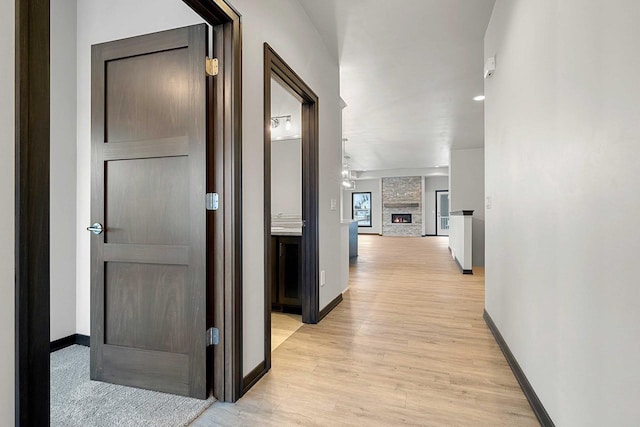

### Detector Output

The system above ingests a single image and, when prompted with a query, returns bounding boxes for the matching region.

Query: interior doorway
[436,190,450,236]
[16,0,242,424]
[263,43,319,375]
[268,77,304,350]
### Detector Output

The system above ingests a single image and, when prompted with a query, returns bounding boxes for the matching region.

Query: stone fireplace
[382,176,422,236]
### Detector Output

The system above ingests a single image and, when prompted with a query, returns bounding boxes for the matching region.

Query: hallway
[193,236,537,426]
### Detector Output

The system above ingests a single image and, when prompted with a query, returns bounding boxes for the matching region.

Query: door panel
[105,48,189,143]
[105,262,188,353]
[105,157,189,245]
[90,24,209,399]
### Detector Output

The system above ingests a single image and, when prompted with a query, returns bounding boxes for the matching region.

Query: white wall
[342,179,382,234]
[424,176,449,235]
[75,0,344,377]
[51,0,78,341]
[449,148,484,266]
[485,1,640,425]
[271,139,302,217]
[0,0,15,423]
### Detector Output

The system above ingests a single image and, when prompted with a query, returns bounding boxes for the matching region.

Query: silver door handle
[87,223,104,235]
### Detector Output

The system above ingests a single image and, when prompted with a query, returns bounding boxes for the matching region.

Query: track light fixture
[341,138,355,189]
[271,115,292,130]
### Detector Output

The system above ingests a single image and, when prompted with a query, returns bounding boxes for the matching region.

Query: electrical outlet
[486,196,492,210]
[320,270,326,286]
[330,199,337,211]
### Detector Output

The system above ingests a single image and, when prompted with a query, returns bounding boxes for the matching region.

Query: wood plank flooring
[271,313,303,351]
[193,236,538,426]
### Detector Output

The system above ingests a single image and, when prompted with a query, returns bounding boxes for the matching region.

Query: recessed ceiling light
[473,95,485,101]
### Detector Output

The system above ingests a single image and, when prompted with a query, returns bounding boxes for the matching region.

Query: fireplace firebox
[392,214,412,224]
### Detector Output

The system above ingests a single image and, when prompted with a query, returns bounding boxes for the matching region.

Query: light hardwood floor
[193,236,538,426]
[271,313,303,351]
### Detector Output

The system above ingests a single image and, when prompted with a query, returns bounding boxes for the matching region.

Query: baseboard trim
[50,334,90,352]
[75,334,90,347]
[241,361,267,395]
[483,310,555,427]
[454,256,473,274]
[50,335,75,352]
[318,293,343,321]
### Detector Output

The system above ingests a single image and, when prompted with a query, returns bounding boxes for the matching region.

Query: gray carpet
[51,345,214,427]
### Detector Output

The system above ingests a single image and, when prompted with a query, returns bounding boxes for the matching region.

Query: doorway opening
[268,76,304,351]
[436,190,450,236]
[262,43,320,377]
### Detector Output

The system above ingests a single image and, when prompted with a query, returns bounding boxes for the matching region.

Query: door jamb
[254,43,319,391]
[15,0,50,424]
[15,1,243,424]
[183,0,244,404]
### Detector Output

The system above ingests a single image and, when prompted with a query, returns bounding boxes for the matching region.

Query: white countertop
[271,226,302,236]
[271,214,303,236]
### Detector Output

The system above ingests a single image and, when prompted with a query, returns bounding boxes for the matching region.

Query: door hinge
[205,57,219,76]
[206,193,219,211]
[207,327,219,346]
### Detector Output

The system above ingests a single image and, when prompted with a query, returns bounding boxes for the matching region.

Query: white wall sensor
[484,56,496,79]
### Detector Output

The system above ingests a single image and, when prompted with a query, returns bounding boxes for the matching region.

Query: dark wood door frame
[15,0,242,424]
[15,1,51,425]
[188,0,244,404]
[250,43,319,391]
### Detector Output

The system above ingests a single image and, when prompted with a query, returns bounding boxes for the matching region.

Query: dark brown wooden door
[90,24,209,399]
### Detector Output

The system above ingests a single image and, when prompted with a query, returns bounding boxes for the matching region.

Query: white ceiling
[298,0,495,172]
